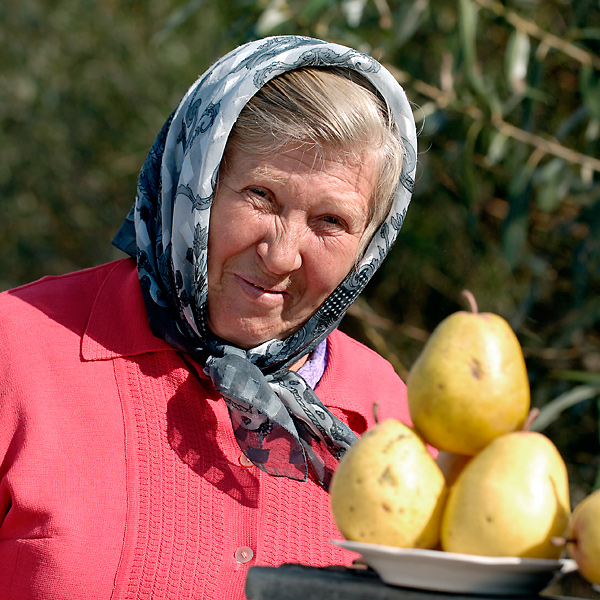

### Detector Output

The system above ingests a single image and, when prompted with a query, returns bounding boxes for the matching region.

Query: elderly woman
[0,36,416,599]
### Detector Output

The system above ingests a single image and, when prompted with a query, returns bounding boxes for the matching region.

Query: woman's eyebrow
[246,164,290,185]
[237,158,370,228]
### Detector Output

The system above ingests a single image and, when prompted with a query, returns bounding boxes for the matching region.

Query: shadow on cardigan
[167,370,260,507]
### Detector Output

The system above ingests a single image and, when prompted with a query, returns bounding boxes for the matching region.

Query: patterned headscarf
[113,35,417,489]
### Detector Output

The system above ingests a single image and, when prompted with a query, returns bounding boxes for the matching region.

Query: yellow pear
[441,427,571,559]
[565,489,600,585]
[407,290,530,456]
[330,418,447,549]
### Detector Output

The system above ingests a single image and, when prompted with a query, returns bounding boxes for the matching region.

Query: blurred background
[1,0,599,502]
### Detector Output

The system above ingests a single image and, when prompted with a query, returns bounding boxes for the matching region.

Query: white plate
[331,539,578,596]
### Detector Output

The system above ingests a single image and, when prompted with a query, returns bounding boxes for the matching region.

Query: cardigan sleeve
[0,267,129,600]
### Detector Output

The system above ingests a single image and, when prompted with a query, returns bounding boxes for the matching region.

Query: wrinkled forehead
[157,37,417,275]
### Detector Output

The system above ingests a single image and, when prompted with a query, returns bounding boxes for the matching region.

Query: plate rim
[330,538,578,596]
[330,538,577,570]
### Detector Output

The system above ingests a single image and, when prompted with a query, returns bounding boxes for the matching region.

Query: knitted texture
[113,353,249,599]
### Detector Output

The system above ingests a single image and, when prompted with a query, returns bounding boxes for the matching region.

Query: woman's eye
[321,215,347,229]
[249,188,268,198]
[244,188,275,211]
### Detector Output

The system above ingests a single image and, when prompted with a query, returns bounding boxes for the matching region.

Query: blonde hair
[223,67,405,257]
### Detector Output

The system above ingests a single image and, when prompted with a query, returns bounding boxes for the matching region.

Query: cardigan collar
[80,258,373,420]
[81,259,171,361]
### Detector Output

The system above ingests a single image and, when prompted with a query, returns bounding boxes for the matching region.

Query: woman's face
[206,143,377,348]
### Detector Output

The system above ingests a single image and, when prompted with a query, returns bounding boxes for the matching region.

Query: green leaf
[341,0,366,28]
[552,370,600,385]
[502,164,533,269]
[533,158,567,213]
[152,0,206,45]
[505,30,530,94]
[531,385,600,432]
[461,120,482,208]
[580,65,600,122]
[458,0,478,71]
[486,130,509,165]
[256,0,291,36]
[300,0,334,21]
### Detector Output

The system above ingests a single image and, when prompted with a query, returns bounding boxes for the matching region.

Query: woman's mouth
[248,281,285,294]
[235,275,288,303]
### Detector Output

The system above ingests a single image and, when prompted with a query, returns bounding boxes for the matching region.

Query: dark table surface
[245,564,600,600]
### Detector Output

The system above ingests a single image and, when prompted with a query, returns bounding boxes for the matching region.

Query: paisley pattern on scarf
[112,35,417,488]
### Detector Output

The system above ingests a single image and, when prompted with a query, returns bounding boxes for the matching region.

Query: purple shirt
[297,338,328,388]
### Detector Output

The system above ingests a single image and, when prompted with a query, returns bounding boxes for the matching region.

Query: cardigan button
[238,454,254,468]
[234,546,254,564]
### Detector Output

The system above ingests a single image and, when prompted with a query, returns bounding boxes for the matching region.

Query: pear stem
[461,290,479,314]
[373,402,380,424]
[551,536,576,547]
[522,407,540,432]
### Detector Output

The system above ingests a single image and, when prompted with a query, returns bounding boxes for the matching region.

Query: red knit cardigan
[0,258,411,599]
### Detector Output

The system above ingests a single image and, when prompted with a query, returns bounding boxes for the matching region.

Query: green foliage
[2,0,599,499]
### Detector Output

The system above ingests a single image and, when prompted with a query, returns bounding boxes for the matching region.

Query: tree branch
[388,65,600,173]
[492,115,600,173]
[474,0,600,70]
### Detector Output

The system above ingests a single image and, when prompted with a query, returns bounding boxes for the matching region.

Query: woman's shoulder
[1,260,129,303]
[327,328,398,376]
[0,259,134,336]
[321,329,409,428]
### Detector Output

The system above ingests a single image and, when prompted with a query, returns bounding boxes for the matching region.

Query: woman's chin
[208,318,300,349]
[209,323,279,349]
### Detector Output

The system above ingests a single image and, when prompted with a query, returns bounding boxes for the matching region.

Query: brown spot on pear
[407,290,530,455]
[330,419,447,549]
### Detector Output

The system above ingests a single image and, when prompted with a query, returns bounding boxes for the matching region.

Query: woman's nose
[256,228,303,275]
